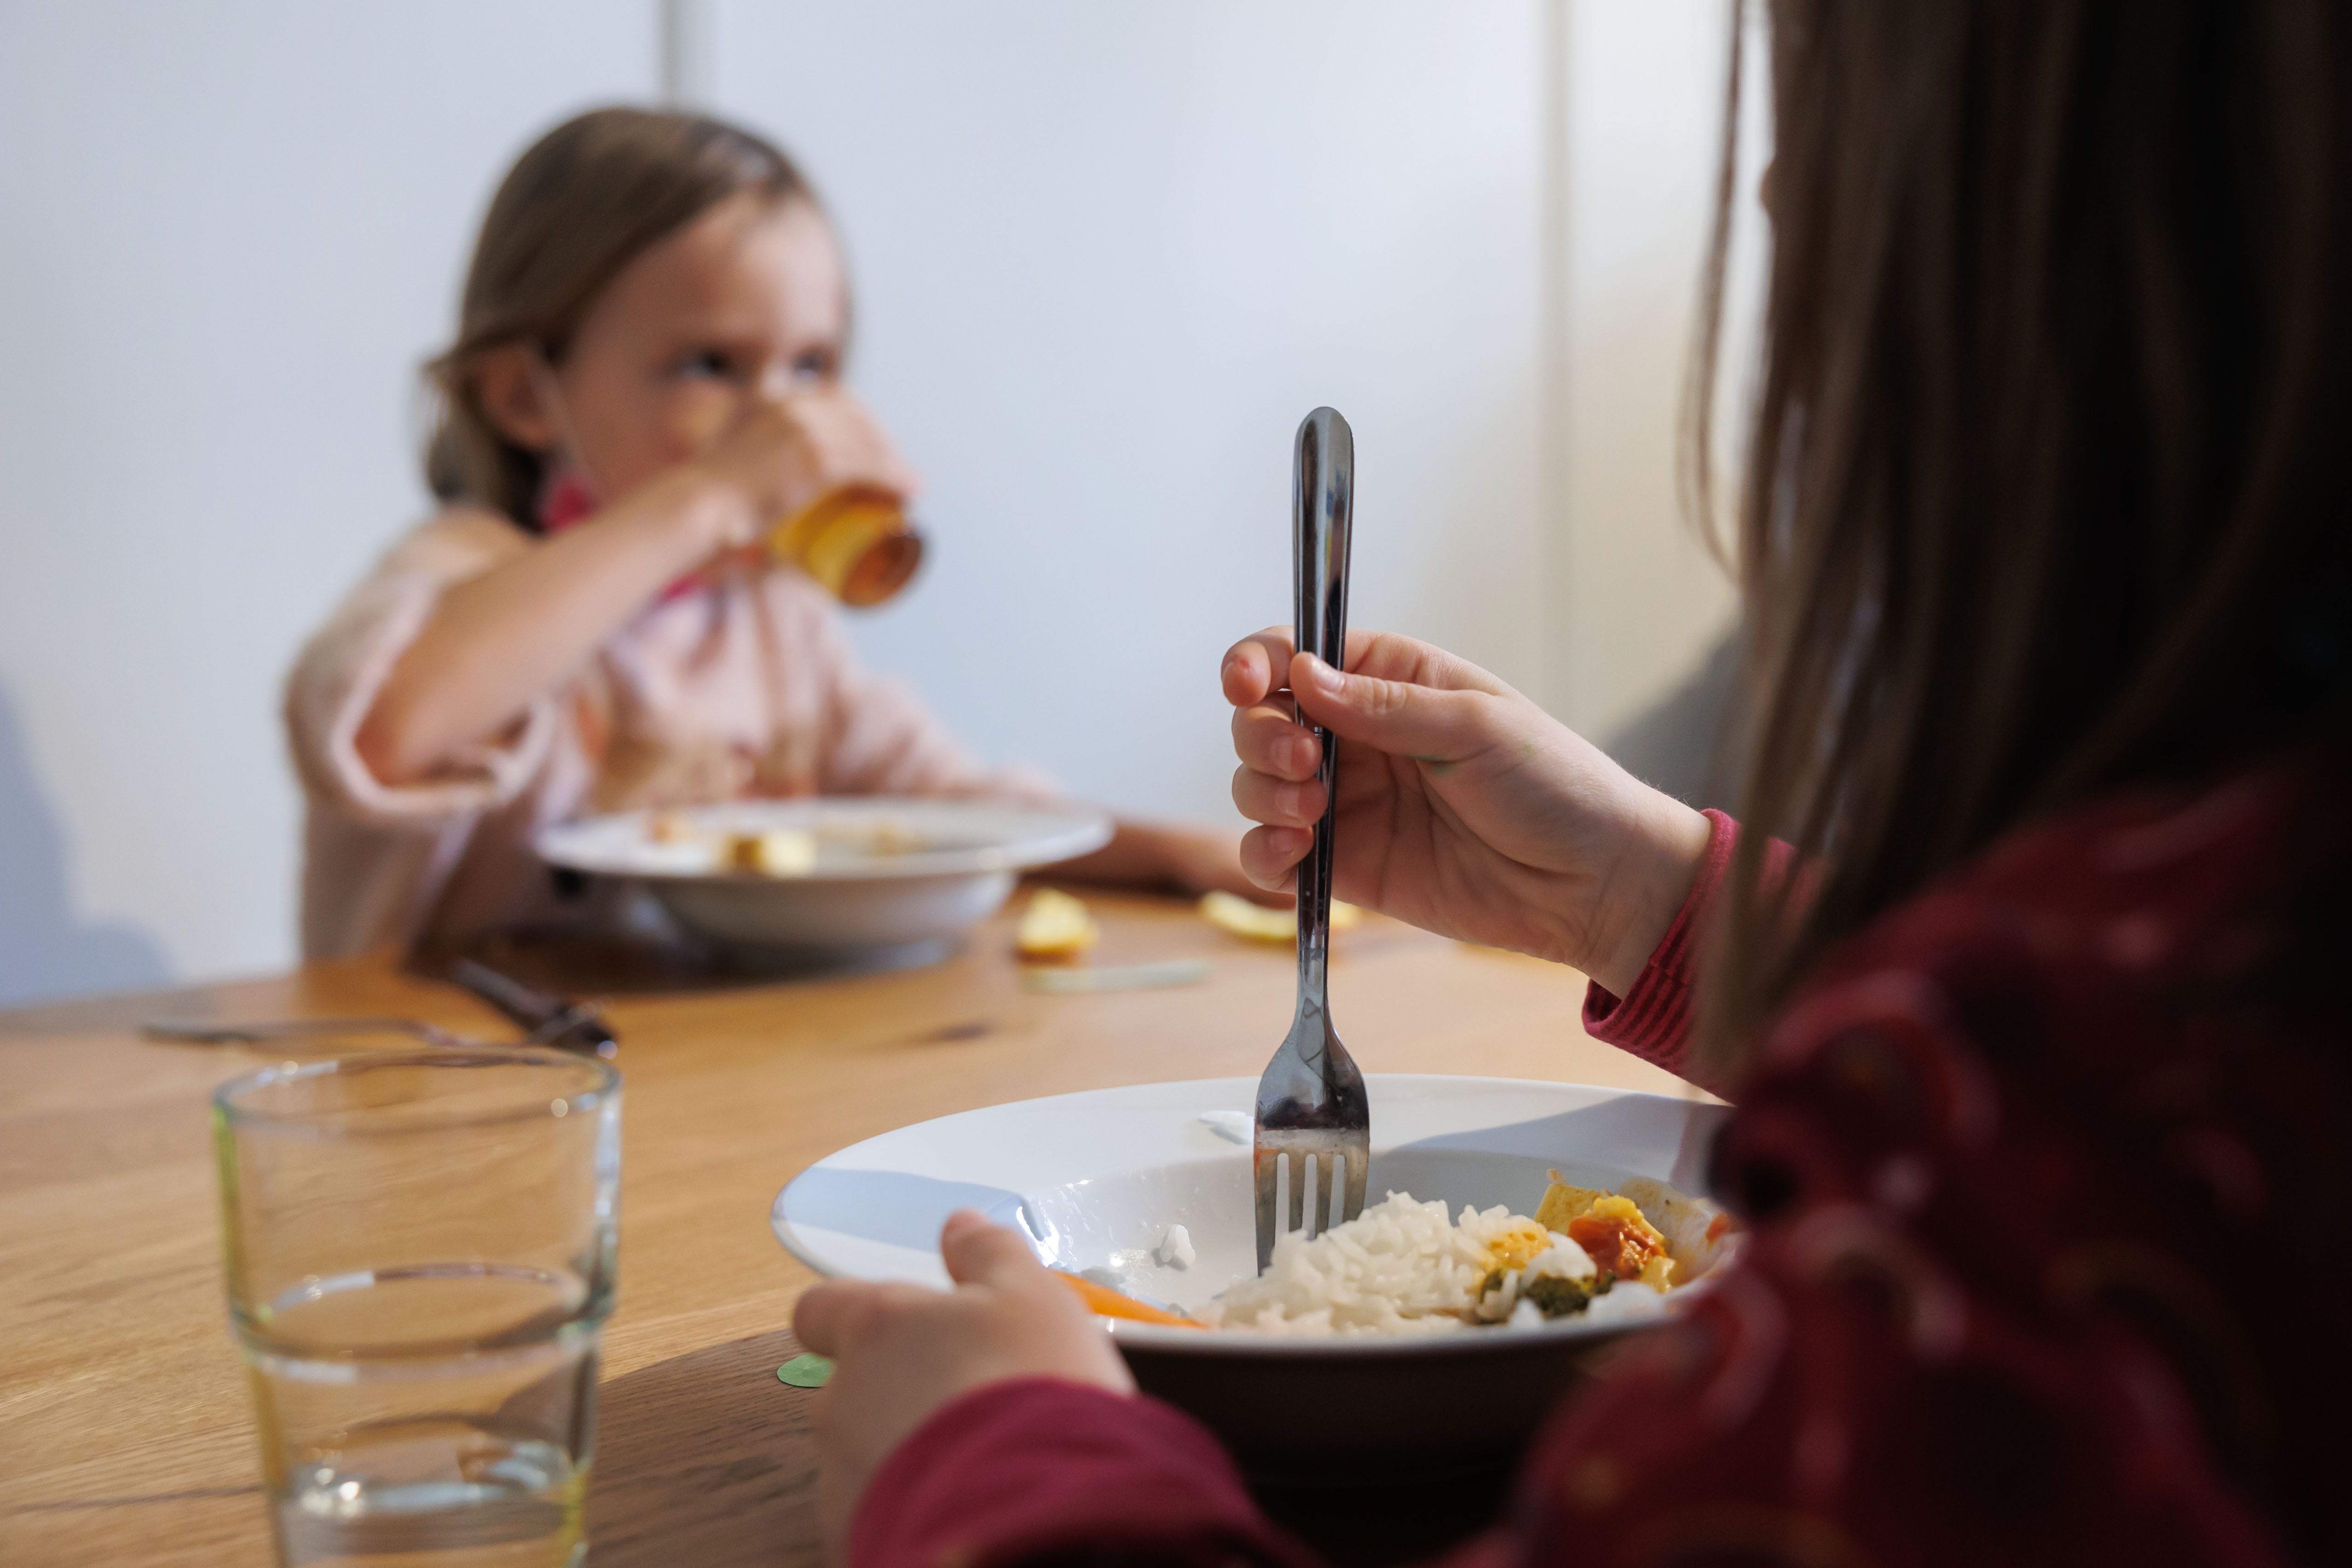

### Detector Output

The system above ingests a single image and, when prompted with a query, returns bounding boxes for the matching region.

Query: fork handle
[1293,408,1354,1010]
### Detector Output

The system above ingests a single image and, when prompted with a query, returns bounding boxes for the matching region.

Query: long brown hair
[424,106,817,523]
[1689,1,2352,1041]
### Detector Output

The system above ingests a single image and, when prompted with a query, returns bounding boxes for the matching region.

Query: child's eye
[676,349,734,381]
[789,348,838,384]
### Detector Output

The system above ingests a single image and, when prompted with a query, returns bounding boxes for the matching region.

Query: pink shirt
[283,509,1046,959]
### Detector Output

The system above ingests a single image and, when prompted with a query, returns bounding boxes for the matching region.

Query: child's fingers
[801,390,921,498]
[1289,652,1493,765]
[1334,631,1515,696]
[832,422,920,499]
[1220,631,1294,708]
[1231,703,1320,781]
[938,1211,1050,1290]
[1232,764,1326,831]
[1238,825,1313,889]
[792,1277,897,1357]
[749,390,919,503]
[804,422,915,498]
[1225,629,1460,709]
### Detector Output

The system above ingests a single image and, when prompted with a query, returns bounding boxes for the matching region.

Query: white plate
[773,1074,1730,1477]
[534,798,1111,952]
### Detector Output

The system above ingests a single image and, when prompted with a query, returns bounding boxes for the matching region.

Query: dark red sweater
[852,762,2351,1568]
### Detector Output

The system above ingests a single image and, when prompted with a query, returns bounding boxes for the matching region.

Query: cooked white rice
[1200,1191,1666,1337]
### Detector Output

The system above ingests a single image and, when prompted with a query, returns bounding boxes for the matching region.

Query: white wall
[710,0,1545,822]
[1546,0,1762,741]
[0,0,1748,1003]
[0,2,657,1001]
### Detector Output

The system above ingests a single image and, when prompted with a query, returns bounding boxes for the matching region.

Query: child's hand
[793,1212,1133,1556]
[1224,627,1711,995]
[1127,822,1271,902]
[693,389,920,537]
[1046,822,1282,904]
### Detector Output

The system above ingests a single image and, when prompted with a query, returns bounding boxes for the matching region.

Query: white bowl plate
[774,1074,1729,1478]
[534,798,1111,953]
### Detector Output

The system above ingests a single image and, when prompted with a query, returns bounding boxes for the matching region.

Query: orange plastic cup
[768,484,925,608]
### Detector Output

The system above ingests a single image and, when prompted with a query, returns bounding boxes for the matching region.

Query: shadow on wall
[0,682,169,1006]
[1605,623,1746,815]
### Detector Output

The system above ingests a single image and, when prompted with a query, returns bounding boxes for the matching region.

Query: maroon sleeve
[848,758,2335,1568]
[850,1378,1322,1568]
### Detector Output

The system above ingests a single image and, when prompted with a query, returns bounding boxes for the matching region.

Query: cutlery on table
[446,958,619,1060]
[144,960,618,1061]
[143,1016,475,1050]
[1252,406,1370,1273]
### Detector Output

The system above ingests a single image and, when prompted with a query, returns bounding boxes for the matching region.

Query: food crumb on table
[1015,888,1099,962]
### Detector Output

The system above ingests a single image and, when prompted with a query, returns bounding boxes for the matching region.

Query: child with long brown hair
[792,3,2352,1564]
[287,108,1247,958]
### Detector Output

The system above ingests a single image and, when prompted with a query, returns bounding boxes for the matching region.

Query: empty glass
[214,1049,620,1568]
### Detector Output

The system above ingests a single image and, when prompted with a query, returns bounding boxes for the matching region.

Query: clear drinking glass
[214,1049,620,1568]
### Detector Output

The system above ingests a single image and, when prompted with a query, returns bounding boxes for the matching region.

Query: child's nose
[754,364,800,403]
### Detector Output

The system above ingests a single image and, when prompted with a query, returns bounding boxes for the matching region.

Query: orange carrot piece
[1054,1271,1205,1328]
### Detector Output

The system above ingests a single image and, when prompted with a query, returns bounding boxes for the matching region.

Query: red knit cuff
[850,1377,1315,1568]
[1581,808,1739,1079]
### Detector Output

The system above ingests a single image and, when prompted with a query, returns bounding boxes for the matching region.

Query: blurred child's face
[485,191,848,499]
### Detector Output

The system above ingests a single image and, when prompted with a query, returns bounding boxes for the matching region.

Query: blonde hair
[425,106,817,523]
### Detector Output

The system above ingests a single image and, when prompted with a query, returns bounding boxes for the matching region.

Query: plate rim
[533,796,1113,884]
[772,1072,1727,1359]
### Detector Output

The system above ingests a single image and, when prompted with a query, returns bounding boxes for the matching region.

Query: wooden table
[0,892,1699,1566]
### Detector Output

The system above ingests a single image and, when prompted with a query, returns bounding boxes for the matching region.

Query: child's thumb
[1291,653,1487,764]
[939,1210,1047,1289]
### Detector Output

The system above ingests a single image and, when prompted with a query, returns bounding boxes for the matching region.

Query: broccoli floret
[1520,1275,1593,1319]
[1518,1269,1622,1320]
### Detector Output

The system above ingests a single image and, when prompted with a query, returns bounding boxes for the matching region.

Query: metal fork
[1253,406,1370,1273]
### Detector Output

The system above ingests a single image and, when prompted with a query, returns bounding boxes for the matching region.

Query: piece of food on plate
[725,827,818,877]
[1536,1175,1684,1290]
[1054,1270,1202,1328]
[1470,1215,1607,1324]
[1568,1195,1675,1290]
[1533,1178,1612,1233]
[1198,890,1362,943]
[1200,1192,1669,1337]
[646,811,694,845]
[1181,1173,1724,1338]
[1476,1239,1614,1324]
[1016,887,1098,962]
[819,817,925,857]
[1479,1215,1556,1273]
[1614,1174,1744,1282]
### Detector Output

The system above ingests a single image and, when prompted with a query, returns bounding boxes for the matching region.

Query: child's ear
[472,344,561,452]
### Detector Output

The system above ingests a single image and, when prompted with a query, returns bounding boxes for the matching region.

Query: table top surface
[0,891,1699,1567]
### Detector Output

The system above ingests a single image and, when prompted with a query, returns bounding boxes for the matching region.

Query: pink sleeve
[761,578,1057,803]
[1579,809,1736,1080]
[850,1379,1319,1568]
[820,666,1058,802]
[1580,808,1805,1099]
[283,515,558,830]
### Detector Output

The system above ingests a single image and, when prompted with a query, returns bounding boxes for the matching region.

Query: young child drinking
[287,107,1242,958]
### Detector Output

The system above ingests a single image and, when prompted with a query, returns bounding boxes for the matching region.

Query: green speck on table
[776,1353,834,1389]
